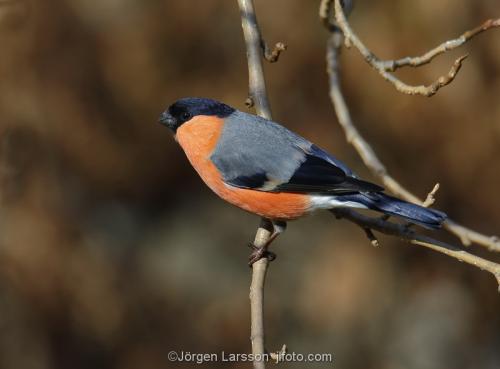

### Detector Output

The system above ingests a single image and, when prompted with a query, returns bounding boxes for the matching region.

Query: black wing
[227,152,383,194]
[270,153,383,194]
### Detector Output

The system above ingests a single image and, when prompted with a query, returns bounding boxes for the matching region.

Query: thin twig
[237,0,279,367]
[269,344,288,363]
[363,227,380,247]
[332,209,500,291]
[378,18,500,72]
[325,28,500,254]
[262,40,287,63]
[422,183,440,208]
[331,0,500,96]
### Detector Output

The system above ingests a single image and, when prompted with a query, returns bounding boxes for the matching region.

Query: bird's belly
[217,183,311,220]
[191,156,310,220]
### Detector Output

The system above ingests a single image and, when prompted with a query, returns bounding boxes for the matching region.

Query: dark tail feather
[338,192,447,229]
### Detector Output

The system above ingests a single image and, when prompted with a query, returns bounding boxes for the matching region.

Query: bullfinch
[159,97,446,264]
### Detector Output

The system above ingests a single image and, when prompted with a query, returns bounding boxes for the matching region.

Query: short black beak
[158,111,176,129]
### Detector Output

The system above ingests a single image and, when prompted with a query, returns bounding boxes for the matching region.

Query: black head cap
[159,97,235,132]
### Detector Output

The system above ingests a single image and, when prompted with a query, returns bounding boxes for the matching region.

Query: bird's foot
[248,243,276,266]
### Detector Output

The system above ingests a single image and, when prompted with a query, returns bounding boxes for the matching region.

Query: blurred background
[0,0,499,368]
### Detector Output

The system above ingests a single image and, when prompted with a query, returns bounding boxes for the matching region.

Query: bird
[159,97,447,264]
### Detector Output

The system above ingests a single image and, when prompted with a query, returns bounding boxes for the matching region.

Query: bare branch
[331,0,500,96]
[320,0,353,30]
[379,18,500,71]
[237,0,281,367]
[320,0,338,31]
[238,0,272,120]
[325,28,500,254]
[333,208,500,291]
[445,221,500,252]
[249,219,273,369]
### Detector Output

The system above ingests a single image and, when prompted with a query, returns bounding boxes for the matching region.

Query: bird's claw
[248,243,276,266]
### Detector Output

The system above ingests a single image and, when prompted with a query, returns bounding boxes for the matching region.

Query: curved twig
[325,30,500,253]
[332,209,500,291]
[329,0,500,96]
[378,18,500,72]
[262,40,287,63]
[323,14,500,289]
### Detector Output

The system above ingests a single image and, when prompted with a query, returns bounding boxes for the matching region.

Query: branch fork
[323,0,500,96]
[322,1,500,287]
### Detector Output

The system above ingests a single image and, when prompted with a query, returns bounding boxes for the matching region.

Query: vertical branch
[249,219,273,369]
[237,0,274,368]
[237,0,272,120]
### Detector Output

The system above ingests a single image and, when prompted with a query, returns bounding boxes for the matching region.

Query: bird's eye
[181,112,191,121]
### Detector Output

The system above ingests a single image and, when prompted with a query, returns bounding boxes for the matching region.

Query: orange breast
[176,116,310,220]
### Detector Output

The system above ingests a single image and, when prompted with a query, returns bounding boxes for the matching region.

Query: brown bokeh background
[1,1,499,368]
